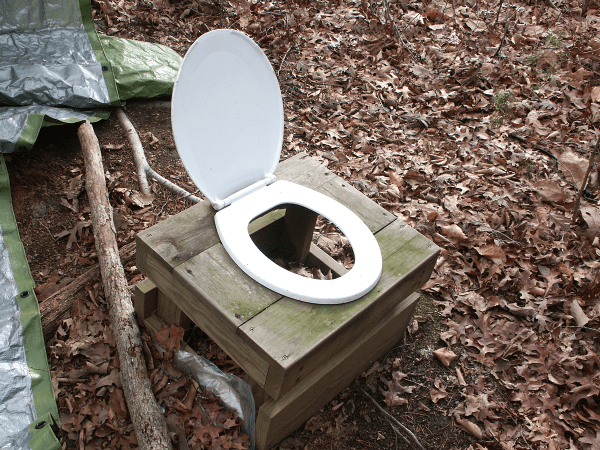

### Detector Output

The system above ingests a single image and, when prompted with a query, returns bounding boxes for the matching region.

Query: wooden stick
[572,135,600,225]
[115,107,201,203]
[77,121,173,450]
[40,241,135,342]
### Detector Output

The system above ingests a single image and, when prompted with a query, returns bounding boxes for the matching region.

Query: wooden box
[135,153,439,449]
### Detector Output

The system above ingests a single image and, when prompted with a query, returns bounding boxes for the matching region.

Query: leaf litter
[7,0,600,448]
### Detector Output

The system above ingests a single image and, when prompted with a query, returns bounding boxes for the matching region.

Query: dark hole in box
[248,205,355,279]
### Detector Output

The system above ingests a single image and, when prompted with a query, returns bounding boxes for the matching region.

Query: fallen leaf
[581,206,600,236]
[433,348,457,368]
[430,388,448,403]
[534,180,570,204]
[440,224,467,241]
[559,150,589,189]
[570,300,590,327]
[154,325,185,359]
[456,417,483,439]
[475,244,506,263]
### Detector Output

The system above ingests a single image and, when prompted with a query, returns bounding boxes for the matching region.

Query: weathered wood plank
[305,243,348,278]
[137,247,272,388]
[276,153,334,188]
[238,220,439,399]
[136,200,217,276]
[255,292,421,450]
[316,175,396,233]
[133,278,158,321]
[174,244,283,327]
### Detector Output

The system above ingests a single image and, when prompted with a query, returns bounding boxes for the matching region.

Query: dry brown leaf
[429,388,448,403]
[475,244,506,263]
[456,418,483,439]
[440,224,467,241]
[581,206,600,236]
[433,348,457,368]
[570,300,590,327]
[154,325,185,359]
[534,180,570,204]
[559,150,589,189]
[526,110,552,136]
[591,86,600,103]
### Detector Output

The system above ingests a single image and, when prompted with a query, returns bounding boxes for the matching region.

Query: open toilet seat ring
[215,180,383,304]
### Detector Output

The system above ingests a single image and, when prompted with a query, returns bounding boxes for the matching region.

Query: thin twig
[383,415,411,446]
[381,0,418,63]
[451,0,457,27]
[492,0,510,58]
[493,0,504,26]
[360,388,426,450]
[565,325,600,334]
[277,46,293,77]
[572,136,600,224]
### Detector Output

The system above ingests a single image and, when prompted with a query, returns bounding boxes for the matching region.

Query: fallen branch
[360,388,426,450]
[115,107,201,203]
[40,241,135,342]
[572,135,600,225]
[78,120,173,450]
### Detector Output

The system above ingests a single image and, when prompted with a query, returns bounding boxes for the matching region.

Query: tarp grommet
[20,290,30,298]
[35,421,46,429]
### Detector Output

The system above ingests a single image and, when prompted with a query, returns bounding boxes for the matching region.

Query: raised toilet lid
[171,30,284,206]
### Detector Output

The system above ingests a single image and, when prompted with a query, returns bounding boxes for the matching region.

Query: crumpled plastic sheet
[174,350,256,450]
[0,0,110,109]
[99,35,182,102]
[0,225,37,449]
[0,105,103,153]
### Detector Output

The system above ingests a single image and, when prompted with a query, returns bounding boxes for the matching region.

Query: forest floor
[5,0,600,449]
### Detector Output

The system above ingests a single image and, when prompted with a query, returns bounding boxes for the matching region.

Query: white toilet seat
[215,180,382,304]
[172,30,383,304]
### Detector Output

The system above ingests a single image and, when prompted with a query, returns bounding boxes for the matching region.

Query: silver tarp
[0,0,112,152]
[0,225,36,449]
[0,0,110,107]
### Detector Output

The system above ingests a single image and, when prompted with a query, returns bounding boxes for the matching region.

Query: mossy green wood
[135,237,272,386]
[175,243,283,326]
[238,219,439,398]
[136,200,218,276]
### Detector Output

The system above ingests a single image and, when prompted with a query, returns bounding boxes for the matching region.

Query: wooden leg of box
[134,278,158,320]
[254,292,420,450]
[245,376,271,410]
[282,204,318,263]
[157,289,192,331]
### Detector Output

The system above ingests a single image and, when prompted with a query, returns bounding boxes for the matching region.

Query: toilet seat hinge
[212,174,276,210]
